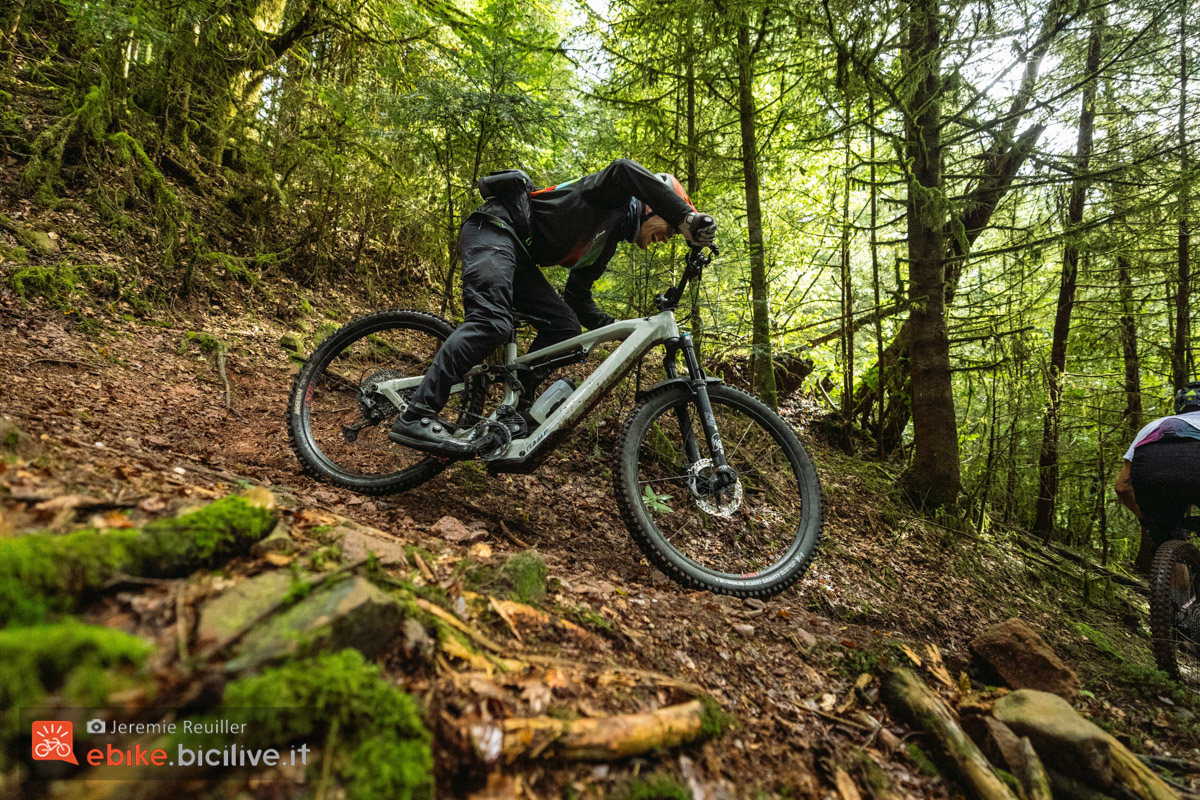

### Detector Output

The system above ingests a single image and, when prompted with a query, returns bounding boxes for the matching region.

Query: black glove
[678,212,717,248]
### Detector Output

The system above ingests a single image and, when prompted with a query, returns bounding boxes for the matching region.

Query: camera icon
[86,719,105,735]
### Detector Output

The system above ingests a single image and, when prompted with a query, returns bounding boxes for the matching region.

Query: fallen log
[494,698,731,762]
[0,489,277,625]
[882,669,1019,800]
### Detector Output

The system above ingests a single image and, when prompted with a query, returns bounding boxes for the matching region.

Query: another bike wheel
[1149,538,1200,681]
[615,383,823,598]
[287,309,481,495]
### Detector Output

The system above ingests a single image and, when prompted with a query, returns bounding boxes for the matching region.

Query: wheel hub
[687,458,743,517]
[359,369,409,420]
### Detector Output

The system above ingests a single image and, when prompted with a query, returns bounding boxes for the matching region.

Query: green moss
[0,620,152,769]
[905,742,941,777]
[613,772,692,800]
[203,649,433,799]
[177,331,229,357]
[1069,621,1122,660]
[557,603,614,633]
[0,494,276,624]
[699,696,737,738]
[502,550,547,606]
[6,261,115,308]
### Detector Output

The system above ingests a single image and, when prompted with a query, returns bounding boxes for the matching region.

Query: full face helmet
[1175,381,1200,414]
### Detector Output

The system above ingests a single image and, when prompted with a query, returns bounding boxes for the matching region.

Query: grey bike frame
[371,309,682,464]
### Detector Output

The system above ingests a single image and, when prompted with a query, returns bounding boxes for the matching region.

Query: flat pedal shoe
[389,414,476,457]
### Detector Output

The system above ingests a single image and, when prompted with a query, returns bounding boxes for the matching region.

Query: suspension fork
[664,335,733,483]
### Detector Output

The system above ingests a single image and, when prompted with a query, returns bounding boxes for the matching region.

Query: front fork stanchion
[664,340,703,465]
[680,333,734,486]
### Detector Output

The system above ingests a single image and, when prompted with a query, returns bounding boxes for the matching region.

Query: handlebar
[655,245,717,311]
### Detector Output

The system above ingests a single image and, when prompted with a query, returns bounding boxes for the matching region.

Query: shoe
[389,410,476,457]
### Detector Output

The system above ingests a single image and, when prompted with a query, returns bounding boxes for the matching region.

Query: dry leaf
[264,552,295,566]
[834,768,863,800]
[900,644,923,667]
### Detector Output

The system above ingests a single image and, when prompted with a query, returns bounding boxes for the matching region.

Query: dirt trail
[1,295,1196,798]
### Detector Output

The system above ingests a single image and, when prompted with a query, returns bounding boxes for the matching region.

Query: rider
[1115,381,1200,571]
[389,158,718,455]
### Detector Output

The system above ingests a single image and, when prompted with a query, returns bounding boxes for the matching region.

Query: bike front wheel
[1149,538,1200,681]
[614,383,823,598]
[286,309,482,495]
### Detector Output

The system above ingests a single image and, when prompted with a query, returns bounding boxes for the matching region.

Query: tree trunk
[1033,7,1103,539]
[737,15,778,409]
[1174,0,1193,390]
[902,0,960,509]
[841,94,854,420]
[850,0,1071,445]
[1117,255,1143,437]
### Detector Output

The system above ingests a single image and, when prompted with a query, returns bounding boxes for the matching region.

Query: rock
[432,515,485,542]
[732,623,755,637]
[331,518,408,565]
[962,714,1026,774]
[196,570,295,646]
[993,690,1114,788]
[401,617,435,662]
[793,627,818,653]
[28,230,57,255]
[0,417,39,460]
[970,618,1079,699]
[251,520,296,556]
[225,576,404,671]
[279,334,303,355]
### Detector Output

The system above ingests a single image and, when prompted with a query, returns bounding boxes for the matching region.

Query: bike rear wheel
[614,383,822,598]
[1149,538,1200,681]
[286,309,482,495]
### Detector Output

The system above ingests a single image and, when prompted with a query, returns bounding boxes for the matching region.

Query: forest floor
[2,132,1200,796]
[2,257,1200,799]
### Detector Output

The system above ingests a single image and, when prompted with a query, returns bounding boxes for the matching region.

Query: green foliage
[642,485,675,514]
[0,620,153,768]
[612,772,693,800]
[209,649,434,799]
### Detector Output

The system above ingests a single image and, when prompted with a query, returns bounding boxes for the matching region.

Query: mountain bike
[286,246,823,598]
[1149,517,1200,680]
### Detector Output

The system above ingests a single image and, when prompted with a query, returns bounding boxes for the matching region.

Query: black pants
[1131,438,1200,548]
[410,215,582,413]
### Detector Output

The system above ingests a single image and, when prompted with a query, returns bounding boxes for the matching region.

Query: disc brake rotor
[687,457,743,517]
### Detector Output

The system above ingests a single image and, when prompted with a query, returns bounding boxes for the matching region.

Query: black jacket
[492,158,693,329]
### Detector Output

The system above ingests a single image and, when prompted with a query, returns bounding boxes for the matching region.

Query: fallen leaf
[92,510,135,529]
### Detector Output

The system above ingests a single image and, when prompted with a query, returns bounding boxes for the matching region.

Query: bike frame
[373,247,730,475]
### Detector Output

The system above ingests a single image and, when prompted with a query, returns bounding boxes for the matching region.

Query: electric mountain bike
[286,246,823,597]
[1148,517,1200,680]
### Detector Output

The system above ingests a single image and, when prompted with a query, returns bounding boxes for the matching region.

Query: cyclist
[1115,381,1200,571]
[389,158,717,456]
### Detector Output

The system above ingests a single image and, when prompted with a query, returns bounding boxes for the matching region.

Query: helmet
[641,173,696,222]
[1175,381,1200,414]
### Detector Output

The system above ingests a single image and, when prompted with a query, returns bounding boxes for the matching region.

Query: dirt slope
[1,286,1197,798]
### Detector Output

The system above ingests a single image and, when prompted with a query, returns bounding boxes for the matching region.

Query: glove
[678,212,717,248]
